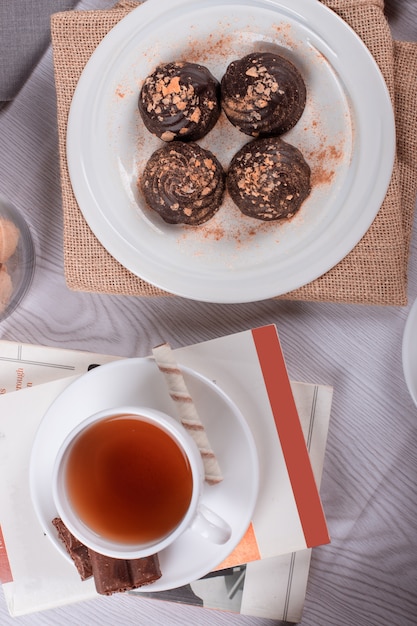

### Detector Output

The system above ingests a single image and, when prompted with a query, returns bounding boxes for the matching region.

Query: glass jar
[0,196,35,321]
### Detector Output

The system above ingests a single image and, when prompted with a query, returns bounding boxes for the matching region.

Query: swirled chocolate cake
[138,61,220,142]
[221,52,306,137]
[140,142,225,225]
[227,137,311,220]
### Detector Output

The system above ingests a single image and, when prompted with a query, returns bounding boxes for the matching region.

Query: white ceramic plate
[402,297,417,407]
[67,0,395,303]
[29,358,259,591]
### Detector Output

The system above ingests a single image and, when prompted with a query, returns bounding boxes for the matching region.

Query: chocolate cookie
[221,52,306,137]
[138,61,220,142]
[227,137,311,221]
[140,142,225,225]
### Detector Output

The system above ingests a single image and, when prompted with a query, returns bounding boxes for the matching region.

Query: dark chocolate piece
[221,51,306,137]
[88,549,162,596]
[52,517,162,594]
[140,141,225,225]
[139,61,220,142]
[227,137,311,221]
[52,517,93,580]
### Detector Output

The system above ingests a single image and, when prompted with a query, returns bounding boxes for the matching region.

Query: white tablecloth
[0,1,416,624]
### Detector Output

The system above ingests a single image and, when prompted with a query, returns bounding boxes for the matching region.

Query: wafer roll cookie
[152,343,223,485]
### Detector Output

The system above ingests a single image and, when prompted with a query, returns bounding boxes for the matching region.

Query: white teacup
[52,406,231,559]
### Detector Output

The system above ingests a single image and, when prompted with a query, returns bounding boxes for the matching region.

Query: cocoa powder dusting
[307,142,344,187]
[311,165,335,187]
[184,32,235,64]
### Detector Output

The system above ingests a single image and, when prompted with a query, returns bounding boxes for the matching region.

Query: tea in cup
[52,406,231,559]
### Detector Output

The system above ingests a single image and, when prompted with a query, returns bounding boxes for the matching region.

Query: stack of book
[0,324,333,621]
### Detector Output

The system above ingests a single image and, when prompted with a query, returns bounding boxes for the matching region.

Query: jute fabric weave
[51,0,417,304]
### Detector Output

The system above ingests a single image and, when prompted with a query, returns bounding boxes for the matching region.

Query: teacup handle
[191,503,232,544]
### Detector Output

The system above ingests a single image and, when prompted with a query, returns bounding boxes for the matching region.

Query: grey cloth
[0,0,77,102]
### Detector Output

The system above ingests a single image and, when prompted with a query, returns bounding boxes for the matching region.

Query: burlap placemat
[51,0,417,304]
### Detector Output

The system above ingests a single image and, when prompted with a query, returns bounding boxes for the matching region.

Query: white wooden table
[0,1,416,624]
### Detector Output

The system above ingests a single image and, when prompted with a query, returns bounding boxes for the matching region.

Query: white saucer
[402,297,417,407]
[29,358,259,591]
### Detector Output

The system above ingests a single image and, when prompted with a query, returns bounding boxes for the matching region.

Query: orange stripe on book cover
[0,524,13,583]
[252,325,330,548]
[213,522,260,571]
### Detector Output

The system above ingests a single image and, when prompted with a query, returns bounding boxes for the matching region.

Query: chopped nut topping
[189,108,201,124]
[160,131,176,141]
[245,66,259,78]
[162,76,181,96]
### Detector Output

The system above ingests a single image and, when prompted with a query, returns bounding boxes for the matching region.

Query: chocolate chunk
[52,517,162,594]
[88,549,162,595]
[52,517,93,580]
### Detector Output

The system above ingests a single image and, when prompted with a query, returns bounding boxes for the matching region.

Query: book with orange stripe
[176,324,330,567]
